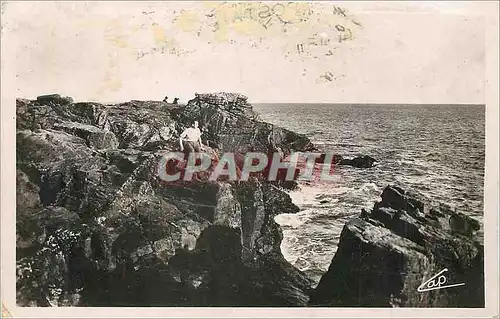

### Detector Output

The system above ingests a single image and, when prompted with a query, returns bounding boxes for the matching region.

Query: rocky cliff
[310,185,484,307]
[16,93,320,306]
[16,93,482,308]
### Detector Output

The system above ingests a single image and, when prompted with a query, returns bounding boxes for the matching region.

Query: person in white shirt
[179,120,203,155]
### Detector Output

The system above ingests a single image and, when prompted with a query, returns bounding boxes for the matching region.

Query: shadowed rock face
[309,185,484,307]
[16,93,317,307]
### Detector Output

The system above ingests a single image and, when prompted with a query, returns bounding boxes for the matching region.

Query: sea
[253,103,486,286]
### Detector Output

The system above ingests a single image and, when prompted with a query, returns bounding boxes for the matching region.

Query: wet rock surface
[310,185,484,307]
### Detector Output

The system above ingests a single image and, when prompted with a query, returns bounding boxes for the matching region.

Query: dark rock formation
[16,93,322,307]
[176,93,316,155]
[310,185,484,307]
[36,94,74,105]
[338,155,377,168]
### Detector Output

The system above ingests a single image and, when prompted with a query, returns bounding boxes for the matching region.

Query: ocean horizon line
[15,96,485,107]
[253,102,486,107]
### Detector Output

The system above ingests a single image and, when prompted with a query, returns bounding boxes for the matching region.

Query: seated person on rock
[179,120,204,157]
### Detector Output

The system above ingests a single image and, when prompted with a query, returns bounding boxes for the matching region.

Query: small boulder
[36,94,74,105]
[338,155,376,168]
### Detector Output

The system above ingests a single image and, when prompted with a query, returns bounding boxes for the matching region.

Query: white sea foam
[359,182,379,192]
[274,209,314,228]
[287,185,323,207]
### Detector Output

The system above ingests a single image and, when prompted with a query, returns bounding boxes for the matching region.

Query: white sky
[1,1,488,104]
